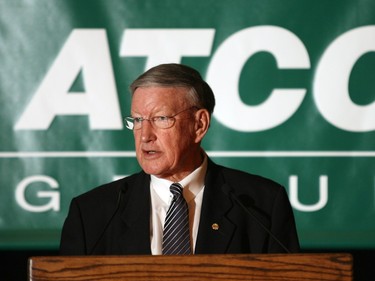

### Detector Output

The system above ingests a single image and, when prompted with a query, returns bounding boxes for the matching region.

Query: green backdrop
[1,0,374,250]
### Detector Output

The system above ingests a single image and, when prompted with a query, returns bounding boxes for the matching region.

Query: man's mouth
[142,149,158,155]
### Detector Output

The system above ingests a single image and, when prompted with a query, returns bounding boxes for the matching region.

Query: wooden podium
[28,253,352,281]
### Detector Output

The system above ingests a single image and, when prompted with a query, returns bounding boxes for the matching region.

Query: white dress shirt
[149,155,207,255]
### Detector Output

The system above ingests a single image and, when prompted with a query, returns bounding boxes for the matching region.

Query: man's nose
[140,120,156,142]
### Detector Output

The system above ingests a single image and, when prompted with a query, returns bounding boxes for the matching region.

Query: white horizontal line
[0,151,136,158]
[0,151,374,158]
[208,151,375,157]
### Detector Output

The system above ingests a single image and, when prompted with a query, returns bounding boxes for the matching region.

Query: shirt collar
[150,154,207,204]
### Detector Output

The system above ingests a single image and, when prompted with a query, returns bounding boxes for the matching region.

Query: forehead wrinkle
[131,87,189,117]
[131,98,169,117]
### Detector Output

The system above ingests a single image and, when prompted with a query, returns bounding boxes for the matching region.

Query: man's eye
[155,116,169,122]
[134,117,143,123]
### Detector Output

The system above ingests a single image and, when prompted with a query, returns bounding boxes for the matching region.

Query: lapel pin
[212,223,219,231]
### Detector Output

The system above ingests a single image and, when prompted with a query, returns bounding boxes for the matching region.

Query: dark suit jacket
[60,158,299,255]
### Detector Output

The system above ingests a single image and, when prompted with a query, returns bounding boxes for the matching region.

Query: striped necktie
[162,183,191,255]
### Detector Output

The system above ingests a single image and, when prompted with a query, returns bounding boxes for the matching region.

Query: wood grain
[29,253,352,281]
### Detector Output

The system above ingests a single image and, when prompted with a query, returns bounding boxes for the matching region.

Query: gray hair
[130,63,215,116]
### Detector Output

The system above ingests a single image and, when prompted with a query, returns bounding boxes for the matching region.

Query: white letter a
[15,29,122,130]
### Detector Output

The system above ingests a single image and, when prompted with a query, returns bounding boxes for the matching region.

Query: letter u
[289,175,328,212]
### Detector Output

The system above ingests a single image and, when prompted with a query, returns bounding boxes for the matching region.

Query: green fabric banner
[1,0,374,249]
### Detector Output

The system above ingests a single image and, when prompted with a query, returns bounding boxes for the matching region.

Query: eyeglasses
[125,106,198,130]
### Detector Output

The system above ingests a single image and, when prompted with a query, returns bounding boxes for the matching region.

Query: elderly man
[60,63,299,255]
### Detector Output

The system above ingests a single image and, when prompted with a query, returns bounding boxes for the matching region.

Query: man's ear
[194,109,210,143]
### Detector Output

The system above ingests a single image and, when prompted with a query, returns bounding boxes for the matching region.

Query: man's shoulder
[213,163,280,186]
[223,165,281,186]
[209,160,284,195]
[74,171,147,203]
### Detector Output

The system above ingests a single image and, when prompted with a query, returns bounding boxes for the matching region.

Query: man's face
[131,86,205,182]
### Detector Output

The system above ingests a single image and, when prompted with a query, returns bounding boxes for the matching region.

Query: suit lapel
[119,172,152,254]
[117,162,236,255]
[195,160,235,254]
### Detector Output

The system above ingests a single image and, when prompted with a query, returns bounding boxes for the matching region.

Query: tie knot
[170,183,183,198]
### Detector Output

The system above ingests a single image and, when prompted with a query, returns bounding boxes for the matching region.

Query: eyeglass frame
[124,106,199,130]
